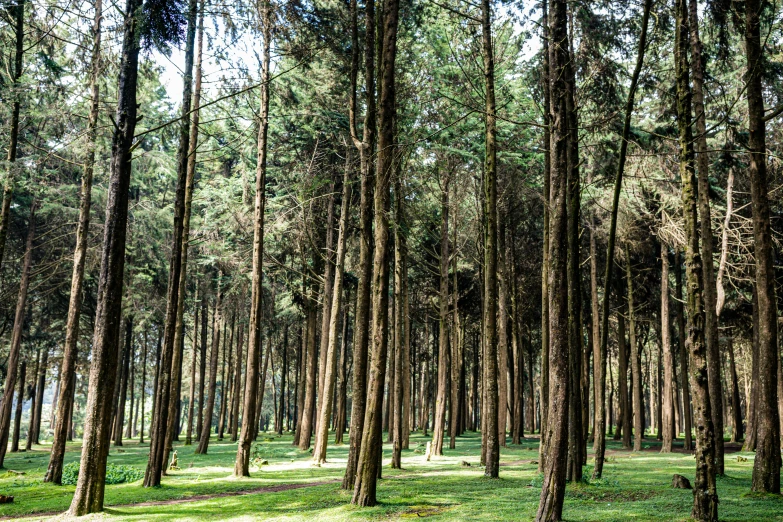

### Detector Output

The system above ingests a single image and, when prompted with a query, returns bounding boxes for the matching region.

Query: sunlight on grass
[2,432,782,521]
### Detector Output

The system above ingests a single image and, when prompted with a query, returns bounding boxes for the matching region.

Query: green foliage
[61,462,144,486]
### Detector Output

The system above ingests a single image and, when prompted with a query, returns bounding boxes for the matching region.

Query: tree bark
[661,247,676,452]
[234,1,271,474]
[145,0,199,487]
[744,0,781,494]
[592,0,652,478]
[197,276,222,454]
[45,0,102,483]
[0,0,26,270]
[480,0,500,480]
[350,0,398,502]
[342,0,376,489]
[391,175,405,469]
[675,251,693,450]
[0,202,35,467]
[67,1,141,509]
[675,2,719,515]
[114,317,133,446]
[231,321,244,441]
[313,152,353,464]
[432,169,450,456]
[186,288,200,445]
[535,0,570,515]
[688,0,723,475]
[539,0,551,474]
[10,361,26,453]
[727,334,743,442]
[618,305,632,449]
[626,248,643,452]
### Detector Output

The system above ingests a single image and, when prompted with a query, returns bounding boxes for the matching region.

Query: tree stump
[672,474,692,489]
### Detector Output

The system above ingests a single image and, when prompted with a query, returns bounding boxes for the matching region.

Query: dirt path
[6,479,340,520]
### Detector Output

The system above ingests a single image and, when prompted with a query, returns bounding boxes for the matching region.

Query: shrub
[61,462,144,486]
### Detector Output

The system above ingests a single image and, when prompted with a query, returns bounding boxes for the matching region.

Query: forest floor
[1,430,781,521]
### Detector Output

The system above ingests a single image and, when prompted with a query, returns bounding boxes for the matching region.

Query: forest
[0,0,781,520]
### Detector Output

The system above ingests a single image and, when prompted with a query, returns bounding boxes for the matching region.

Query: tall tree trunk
[539,0,551,474]
[592,0,653,478]
[197,276,222,454]
[675,252,693,450]
[626,248,643,452]
[114,317,133,446]
[432,170,450,456]
[481,0,500,480]
[26,347,40,450]
[618,304,632,449]
[565,39,582,480]
[496,203,509,449]
[745,0,781,494]
[391,176,405,469]
[298,295,318,450]
[675,2,719,516]
[0,0,25,270]
[198,284,208,438]
[235,2,271,475]
[218,314,234,439]
[342,0,376,489]
[67,0,142,509]
[140,332,148,443]
[0,202,36,468]
[535,0,569,514]
[590,213,601,449]
[688,0,724,475]
[450,214,461,450]
[350,0,398,502]
[45,0,102,484]
[402,260,411,448]
[313,152,353,465]
[661,247,676,452]
[11,361,26,453]
[145,0,199,487]
[231,321,244,441]
[727,334,743,441]
[317,184,337,415]
[186,289,200,445]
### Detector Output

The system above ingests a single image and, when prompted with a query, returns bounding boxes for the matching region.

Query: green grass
[1,431,781,520]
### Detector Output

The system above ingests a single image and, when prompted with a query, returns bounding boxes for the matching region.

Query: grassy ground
[1,431,781,521]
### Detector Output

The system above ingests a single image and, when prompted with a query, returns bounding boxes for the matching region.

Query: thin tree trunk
[675,252,693,450]
[626,248,643,452]
[592,0,652,478]
[45,0,102,484]
[675,3,719,515]
[0,202,36,467]
[198,285,208,438]
[391,175,405,469]
[432,170,450,456]
[688,0,724,475]
[342,0,375,489]
[114,318,133,446]
[186,288,200,445]
[313,152,353,464]
[26,347,40,450]
[728,334,743,442]
[197,275,222,454]
[481,0,500,479]
[0,0,26,270]
[234,2,271,474]
[350,0,398,502]
[67,0,142,509]
[661,247,675,452]
[140,332,148,443]
[231,322,244,441]
[618,305,632,449]
[539,0,551,474]
[11,361,26,453]
[745,0,781,493]
[535,0,569,514]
